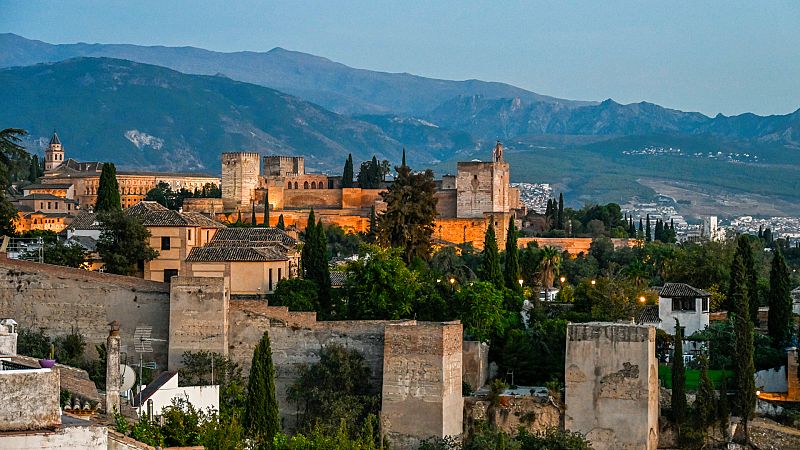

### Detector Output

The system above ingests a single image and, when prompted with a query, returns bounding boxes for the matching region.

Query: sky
[2,0,799,117]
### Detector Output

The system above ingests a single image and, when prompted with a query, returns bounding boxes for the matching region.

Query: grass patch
[659,364,733,390]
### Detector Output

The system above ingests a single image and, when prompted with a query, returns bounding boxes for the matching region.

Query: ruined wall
[0,256,170,369]
[462,341,489,391]
[168,276,229,370]
[464,395,561,436]
[0,368,60,431]
[565,322,658,450]
[381,321,463,449]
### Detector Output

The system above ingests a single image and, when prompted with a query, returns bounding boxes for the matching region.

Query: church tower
[44,131,64,171]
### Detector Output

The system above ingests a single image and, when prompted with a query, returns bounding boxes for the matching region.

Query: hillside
[0,33,590,116]
[0,57,460,172]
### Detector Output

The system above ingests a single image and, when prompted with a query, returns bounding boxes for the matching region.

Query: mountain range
[2,33,799,213]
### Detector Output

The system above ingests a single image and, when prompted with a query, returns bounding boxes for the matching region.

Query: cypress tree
[314,218,332,314]
[545,199,553,228]
[645,214,651,242]
[95,163,121,212]
[767,246,792,348]
[672,319,687,432]
[655,219,663,242]
[244,330,280,444]
[251,200,256,225]
[480,222,503,288]
[368,205,377,237]
[371,155,380,185]
[301,209,317,278]
[695,356,717,430]
[504,216,521,292]
[730,240,756,443]
[628,217,636,238]
[342,154,354,188]
[276,214,285,230]
[729,236,760,327]
[717,376,731,439]
[264,190,269,227]
[401,147,407,168]
[557,193,564,229]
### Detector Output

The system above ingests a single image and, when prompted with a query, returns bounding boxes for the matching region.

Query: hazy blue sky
[2,0,799,116]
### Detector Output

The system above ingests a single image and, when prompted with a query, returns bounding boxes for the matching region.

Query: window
[287,181,292,189]
[164,269,179,283]
[187,229,192,241]
[294,182,298,189]
[278,267,282,281]
[671,297,696,312]
[311,181,316,189]
[269,268,274,292]
[161,236,171,250]
[40,202,44,209]
[702,298,709,312]
[304,181,309,189]
[47,202,52,209]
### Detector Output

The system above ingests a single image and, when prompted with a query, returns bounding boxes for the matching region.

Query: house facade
[657,282,710,337]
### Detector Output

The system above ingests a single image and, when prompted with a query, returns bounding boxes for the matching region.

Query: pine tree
[645,214,651,242]
[244,330,280,444]
[672,319,687,432]
[263,191,270,227]
[480,222,503,288]
[767,246,792,348]
[557,193,564,229]
[730,240,756,443]
[342,154,354,188]
[95,163,121,212]
[504,216,520,292]
[276,214,285,230]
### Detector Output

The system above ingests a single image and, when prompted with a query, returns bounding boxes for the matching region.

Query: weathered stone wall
[565,322,658,450]
[221,152,260,205]
[435,190,457,218]
[168,276,230,370]
[0,422,108,450]
[462,341,489,391]
[381,321,463,449]
[0,330,17,355]
[11,355,101,406]
[456,161,510,219]
[436,212,512,250]
[464,395,561,436]
[0,368,60,431]
[0,256,170,369]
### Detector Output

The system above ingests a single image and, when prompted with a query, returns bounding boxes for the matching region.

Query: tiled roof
[67,235,98,251]
[210,227,299,247]
[330,271,348,287]
[49,132,61,146]
[186,246,288,262]
[636,305,661,325]
[658,283,710,298]
[125,202,225,227]
[24,183,74,190]
[67,202,225,230]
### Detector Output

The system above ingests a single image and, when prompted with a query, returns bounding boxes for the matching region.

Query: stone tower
[44,131,64,171]
[455,141,510,219]
[221,152,261,205]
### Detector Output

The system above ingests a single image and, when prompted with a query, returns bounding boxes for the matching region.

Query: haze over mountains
[2,33,799,212]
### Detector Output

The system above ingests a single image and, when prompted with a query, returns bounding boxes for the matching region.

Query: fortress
[186,142,524,249]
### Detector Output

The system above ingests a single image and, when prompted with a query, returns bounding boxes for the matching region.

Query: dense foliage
[144,181,221,210]
[96,210,159,275]
[95,162,121,212]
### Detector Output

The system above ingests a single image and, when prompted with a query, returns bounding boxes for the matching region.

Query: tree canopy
[95,163,122,212]
[96,211,158,275]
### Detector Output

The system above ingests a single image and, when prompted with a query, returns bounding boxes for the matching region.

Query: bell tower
[44,131,64,171]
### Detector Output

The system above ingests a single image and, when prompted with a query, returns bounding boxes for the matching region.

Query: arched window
[287,182,292,189]
[294,182,298,189]
[311,181,316,189]
[304,181,309,189]
[319,182,324,189]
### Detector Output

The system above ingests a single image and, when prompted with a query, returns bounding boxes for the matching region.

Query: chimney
[105,320,121,415]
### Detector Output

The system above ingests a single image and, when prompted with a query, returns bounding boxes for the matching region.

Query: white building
[132,371,219,417]
[701,216,722,242]
[657,283,710,337]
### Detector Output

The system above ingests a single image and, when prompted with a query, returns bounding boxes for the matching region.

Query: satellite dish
[119,364,136,393]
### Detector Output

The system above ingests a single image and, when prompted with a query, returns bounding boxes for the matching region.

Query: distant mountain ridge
[0,33,590,116]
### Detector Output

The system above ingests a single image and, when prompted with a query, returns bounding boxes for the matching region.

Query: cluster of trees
[144,181,221,210]
[420,425,591,450]
[341,153,392,189]
[17,328,107,390]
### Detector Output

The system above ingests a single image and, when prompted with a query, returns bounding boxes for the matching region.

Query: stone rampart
[518,237,639,256]
[565,322,658,450]
[0,256,170,368]
[168,276,230,370]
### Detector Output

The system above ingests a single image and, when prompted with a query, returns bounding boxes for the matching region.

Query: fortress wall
[435,190,457,218]
[168,276,229,370]
[0,256,170,368]
[565,322,658,450]
[283,189,343,209]
[517,237,639,255]
[341,188,385,210]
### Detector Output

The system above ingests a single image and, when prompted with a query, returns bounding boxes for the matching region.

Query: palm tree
[624,260,649,289]
[538,246,561,299]
[0,128,27,184]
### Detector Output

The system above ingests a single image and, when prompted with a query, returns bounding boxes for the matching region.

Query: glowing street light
[518,279,524,288]
[591,279,596,286]
[449,278,455,285]
[639,296,646,303]
[559,276,566,284]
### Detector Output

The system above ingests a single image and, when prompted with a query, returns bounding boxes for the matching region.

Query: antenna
[131,325,166,413]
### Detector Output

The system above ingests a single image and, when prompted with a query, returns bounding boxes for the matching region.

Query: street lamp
[559,276,566,284]
[518,279,524,288]
[591,279,596,286]
[639,296,646,303]
[449,278,455,285]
